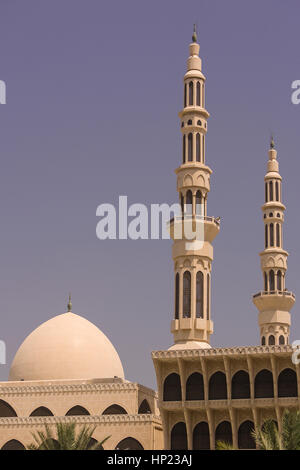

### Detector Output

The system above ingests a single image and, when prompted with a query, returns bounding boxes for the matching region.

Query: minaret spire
[253,140,295,346]
[168,34,220,349]
[67,293,72,312]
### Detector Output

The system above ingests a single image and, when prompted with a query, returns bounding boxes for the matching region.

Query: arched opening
[185,190,192,215]
[279,335,285,345]
[0,400,17,417]
[238,421,255,449]
[197,119,202,126]
[231,370,250,399]
[264,272,268,291]
[277,270,282,291]
[115,437,144,450]
[215,421,232,448]
[171,422,187,450]
[268,335,275,345]
[202,135,205,161]
[65,405,90,416]
[183,271,191,318]
[30,406,53,417]
[184,83,187,107]
[207,273,210,319]
[186,372,204,400]
[196,271,204,318]
[269,270,275,291]
[196,81,200,106]
[261,336,266,346]
[276,223,280,247]
[188,133,193,161]
[278,368,297,397]
[275,181,279,201]
[269,181,273,200]
[182,135,186,163]
[254,369,274,398]
[265,224,268,248]
[163,373,182,401]
[265,182,268,202]
[196,133,200,162]
[189,81,193,105]
[87,438,103,450]
[102,404,127,415]
[209,372,227,400]
[175,273,179,319]
[138,399,151,414]
[1,439,25,450]
[270,223,274,246]
[196,190,202,215]
[193,422,210,449]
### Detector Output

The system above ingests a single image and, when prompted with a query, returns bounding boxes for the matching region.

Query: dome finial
[270,134,275,149]
[67,293,72,312]
[192,24,197,43]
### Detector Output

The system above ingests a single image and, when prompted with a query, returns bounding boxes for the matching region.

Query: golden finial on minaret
[67,293,72,312]
[192,24,197,43]
[270,134,275,149]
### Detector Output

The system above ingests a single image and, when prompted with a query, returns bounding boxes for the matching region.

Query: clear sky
[0,0,299,388]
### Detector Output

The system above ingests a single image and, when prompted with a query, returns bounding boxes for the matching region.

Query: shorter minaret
[253,138,295,346]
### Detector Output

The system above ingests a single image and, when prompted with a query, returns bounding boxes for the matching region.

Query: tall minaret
[253,138,295,346]
[169,27,220,350]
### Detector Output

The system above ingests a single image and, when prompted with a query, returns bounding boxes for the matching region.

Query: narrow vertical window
[196,81,200,106]
[275,181,279,201]
[265,224,268,248]
[269,181,273,201]
[196,133,200,161]
[189,81,193,105]
[202,135,205,162]
[276,223,280,247]
[196,190,202,215]
[196,271,204,318]
[264,272,268,292]
[186,190,193,215]
[202,83,205,107]
[183,135,186,163]
[188,133,193,161]
[184,83,187,107]
[265,183,268,202]
[183,271,191,318]
[269,270,275,291]
[270,223,274,246]
[277,270,282,291]
[175,273,179,319]
[207,273,210,319]
[180,193,184,214]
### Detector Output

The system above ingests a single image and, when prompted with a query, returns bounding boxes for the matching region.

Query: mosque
[0,29,299,450]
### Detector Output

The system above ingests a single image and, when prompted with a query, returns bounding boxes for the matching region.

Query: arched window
[1,440,25,450]
[0,400,17,417]
[182,135,186,163]
[231,371,250,399]
[30,407,53,417]
[116,438,144,450]
[138,399,151,414]
[277,270,282,291]
[196,271,204,318]
[88,438,103,450]
[186,372,204,400]
[193,422,210,450]
[189,81,193,105]
[278,368,297,397]
[265,182,268,202]
[275,181,279,201]
[197,119,202,126]
[269,181,273,201]
[163,373,182,401]
[215,421,232,448]
[202,135,205,161]
[207,273,210,319]
[238,421,255,449]
[183,271,191,318]
[196,190,202,215]
[265,224,268,248]
[276,223,280,247]
[175,273,179,319]
[196,81,200,106]
[209,372,227,400]
[279,335,285,345]
[102,404,127,415]
[171,422,187,450]
[270,223,274,246]
[254,369,274,398]
[186,190,193,215]
[184,83,187,107]
[187,119,192,125]
[180,193,184,214]
[269,270,275,291]
[196,133,200,161]
[264,272,268,291]
[65,406,90,416]
[188,133,193,161]
[268,335,275,345]
[261,336,266,345]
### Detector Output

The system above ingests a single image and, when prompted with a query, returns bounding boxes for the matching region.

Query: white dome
[9,312,124,382]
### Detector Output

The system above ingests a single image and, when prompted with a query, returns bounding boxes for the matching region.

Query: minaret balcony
[168,214,220,244]
[253,290,295,311]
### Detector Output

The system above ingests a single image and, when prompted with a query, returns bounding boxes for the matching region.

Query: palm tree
[253,410,300,450]
[27,422,110,450]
